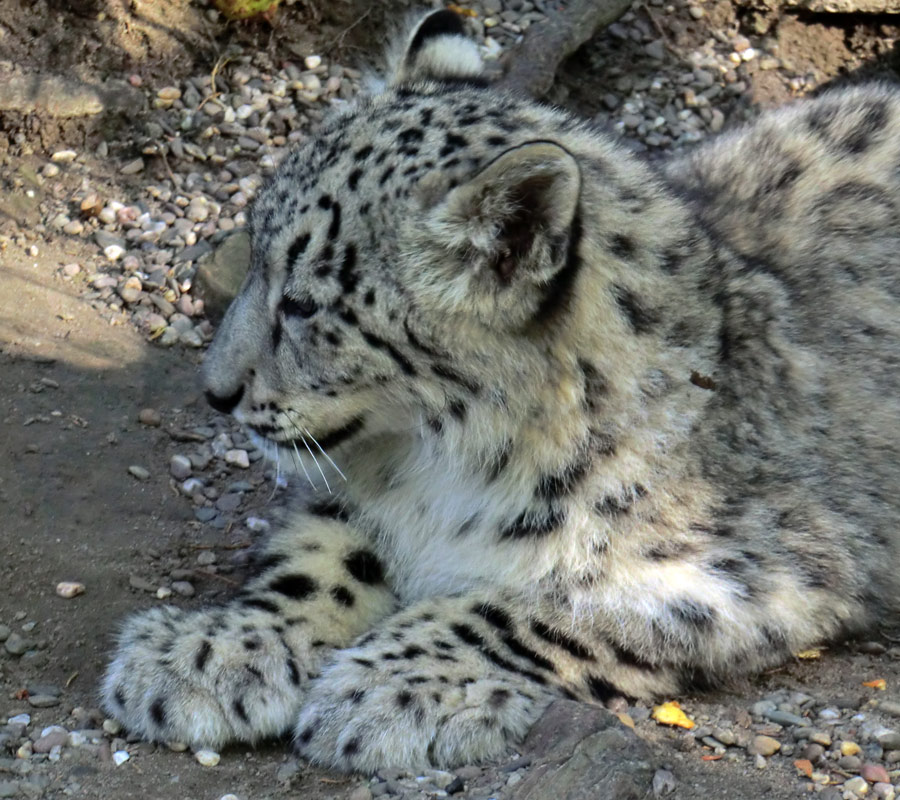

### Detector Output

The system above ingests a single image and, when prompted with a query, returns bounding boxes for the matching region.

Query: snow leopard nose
[205,385,245,415]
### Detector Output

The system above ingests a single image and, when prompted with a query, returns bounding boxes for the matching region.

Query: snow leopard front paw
[294,625,554,771]
[102,604,314,748]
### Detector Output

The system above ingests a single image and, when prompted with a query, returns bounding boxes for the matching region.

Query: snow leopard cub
[103,10,900,773]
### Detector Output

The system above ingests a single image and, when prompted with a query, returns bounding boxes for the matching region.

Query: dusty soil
[1,2,899,799]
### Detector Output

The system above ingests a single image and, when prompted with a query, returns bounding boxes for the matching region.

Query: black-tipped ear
[391,10,484,86]
[441,142,581,284]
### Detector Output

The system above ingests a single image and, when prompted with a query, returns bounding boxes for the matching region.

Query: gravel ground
[1,1,899,798]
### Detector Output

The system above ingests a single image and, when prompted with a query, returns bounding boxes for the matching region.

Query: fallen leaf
[447,4,479,16]
[862,678,887,690]
[793,759,813,778]
[795,649,821,660]
[652,700,695,729]
[616,712,635,729]
[701,754,722,761]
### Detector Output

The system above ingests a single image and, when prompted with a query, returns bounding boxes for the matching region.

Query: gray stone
[170,455,192,480]
[4,633,30,656]
[783,0,900,10]
[0,625,9,642]
[26,694,60,709]
[763,709,809,727]
[0,781,20,799]
[515,701,655,799]
[194,507,217,522]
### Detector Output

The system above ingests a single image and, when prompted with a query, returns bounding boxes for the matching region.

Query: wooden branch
[498,0,634,98]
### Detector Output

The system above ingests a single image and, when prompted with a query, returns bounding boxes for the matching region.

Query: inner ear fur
[443,141,581,281]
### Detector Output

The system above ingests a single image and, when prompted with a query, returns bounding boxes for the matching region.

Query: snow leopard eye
[280,294,318,319]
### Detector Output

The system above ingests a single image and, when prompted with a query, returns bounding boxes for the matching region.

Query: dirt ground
[1,1,899,799]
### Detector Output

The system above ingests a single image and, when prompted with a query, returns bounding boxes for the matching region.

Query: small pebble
[128,465,151,480]
[171,580,195,597]
[103,718,122,735]
[112,750,130,766]
[844,776,869,796]
[861,764,890,784]
[170,454,193,480]
[55,581,85,598]
[225,449,250,468]
[138,408,162,426]
[51,149,77,163]
[195,748,221,766]
[748,735,781,756]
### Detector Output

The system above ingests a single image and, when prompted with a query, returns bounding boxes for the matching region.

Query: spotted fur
[103,10,900,772]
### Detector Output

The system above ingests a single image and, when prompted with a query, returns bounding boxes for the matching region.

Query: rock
[652,768,676,796]
[225,449,250,468]
[118,276,143,303]
[138,408,162,426]
[0,781,20,799]
[4,633,30,656]
[112,750,130,765]
[193,230,250,322]
[514,701,655,799]
[26,694,60,708]
[103,718,122,735]
[32,730,67,752]
[349,787,373,800]
[129,575,156,592]
[171,581,195,597]
[128,465,150,480]
[861,764,890,783]
[876,730,900,750]
[748,735,781,756]
[845,776,870,796]
[842,741,862,757]
[120,158,144,175]
[0,625,11,642]
[195,748,220,766]
[170,455,192,480]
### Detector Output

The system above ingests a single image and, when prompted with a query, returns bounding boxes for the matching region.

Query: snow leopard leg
[102,514,395,748]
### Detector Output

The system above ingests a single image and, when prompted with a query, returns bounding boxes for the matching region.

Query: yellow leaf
[652,701,695,729]
[447,4,479,16]
[795,649,821,660]
[616,712,635,729]
[212,0,280,20]
[862,678,887,690]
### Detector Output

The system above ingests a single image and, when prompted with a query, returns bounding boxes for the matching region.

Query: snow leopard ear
[442,141,581,285]
[390,10,484,86]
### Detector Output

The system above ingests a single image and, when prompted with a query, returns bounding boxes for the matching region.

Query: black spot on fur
[308,497,349,521]
[360,330,416,375]
[287,658,301,685]
[403,644,426,659]
[280,294,318,319]
[489,688,511,708]
[287,233,311,268]
[594,485,645,516]
[318,194,333,210]
[242,638,259,651]
[472,602,514,633]
[149,697,166,726]
[348,168,363,191]
[241,597,281,614]
[609,234,636,258]
[536,457,591,501]
[499,507,566,539]
[344,550,385,584]
[353,657,375,668]
[431,363,480,394]
[317,416,365,449]
[269,573,318,600]
[233,697,249,723]
[347,688,366,704]
[530,619,594,661]
[451,622,485,647]
[114,687,126,707]
[338,243,358,294]
[298,724,316,744]
[354,145,373,161]
[486,441,512,482]
[671,600,717,630]
[613,285,660,333]
[194,639,212,671]
[501,634,555,672]
[331,585,356,606]
[448,399,467,421]
[327,202,342,240]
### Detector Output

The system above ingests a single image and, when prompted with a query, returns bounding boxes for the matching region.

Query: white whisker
[304,426,347,481]
[299,433,332,494]
[291,440,317,490]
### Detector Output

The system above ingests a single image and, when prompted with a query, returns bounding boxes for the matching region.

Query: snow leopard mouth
[248,415,365,451]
